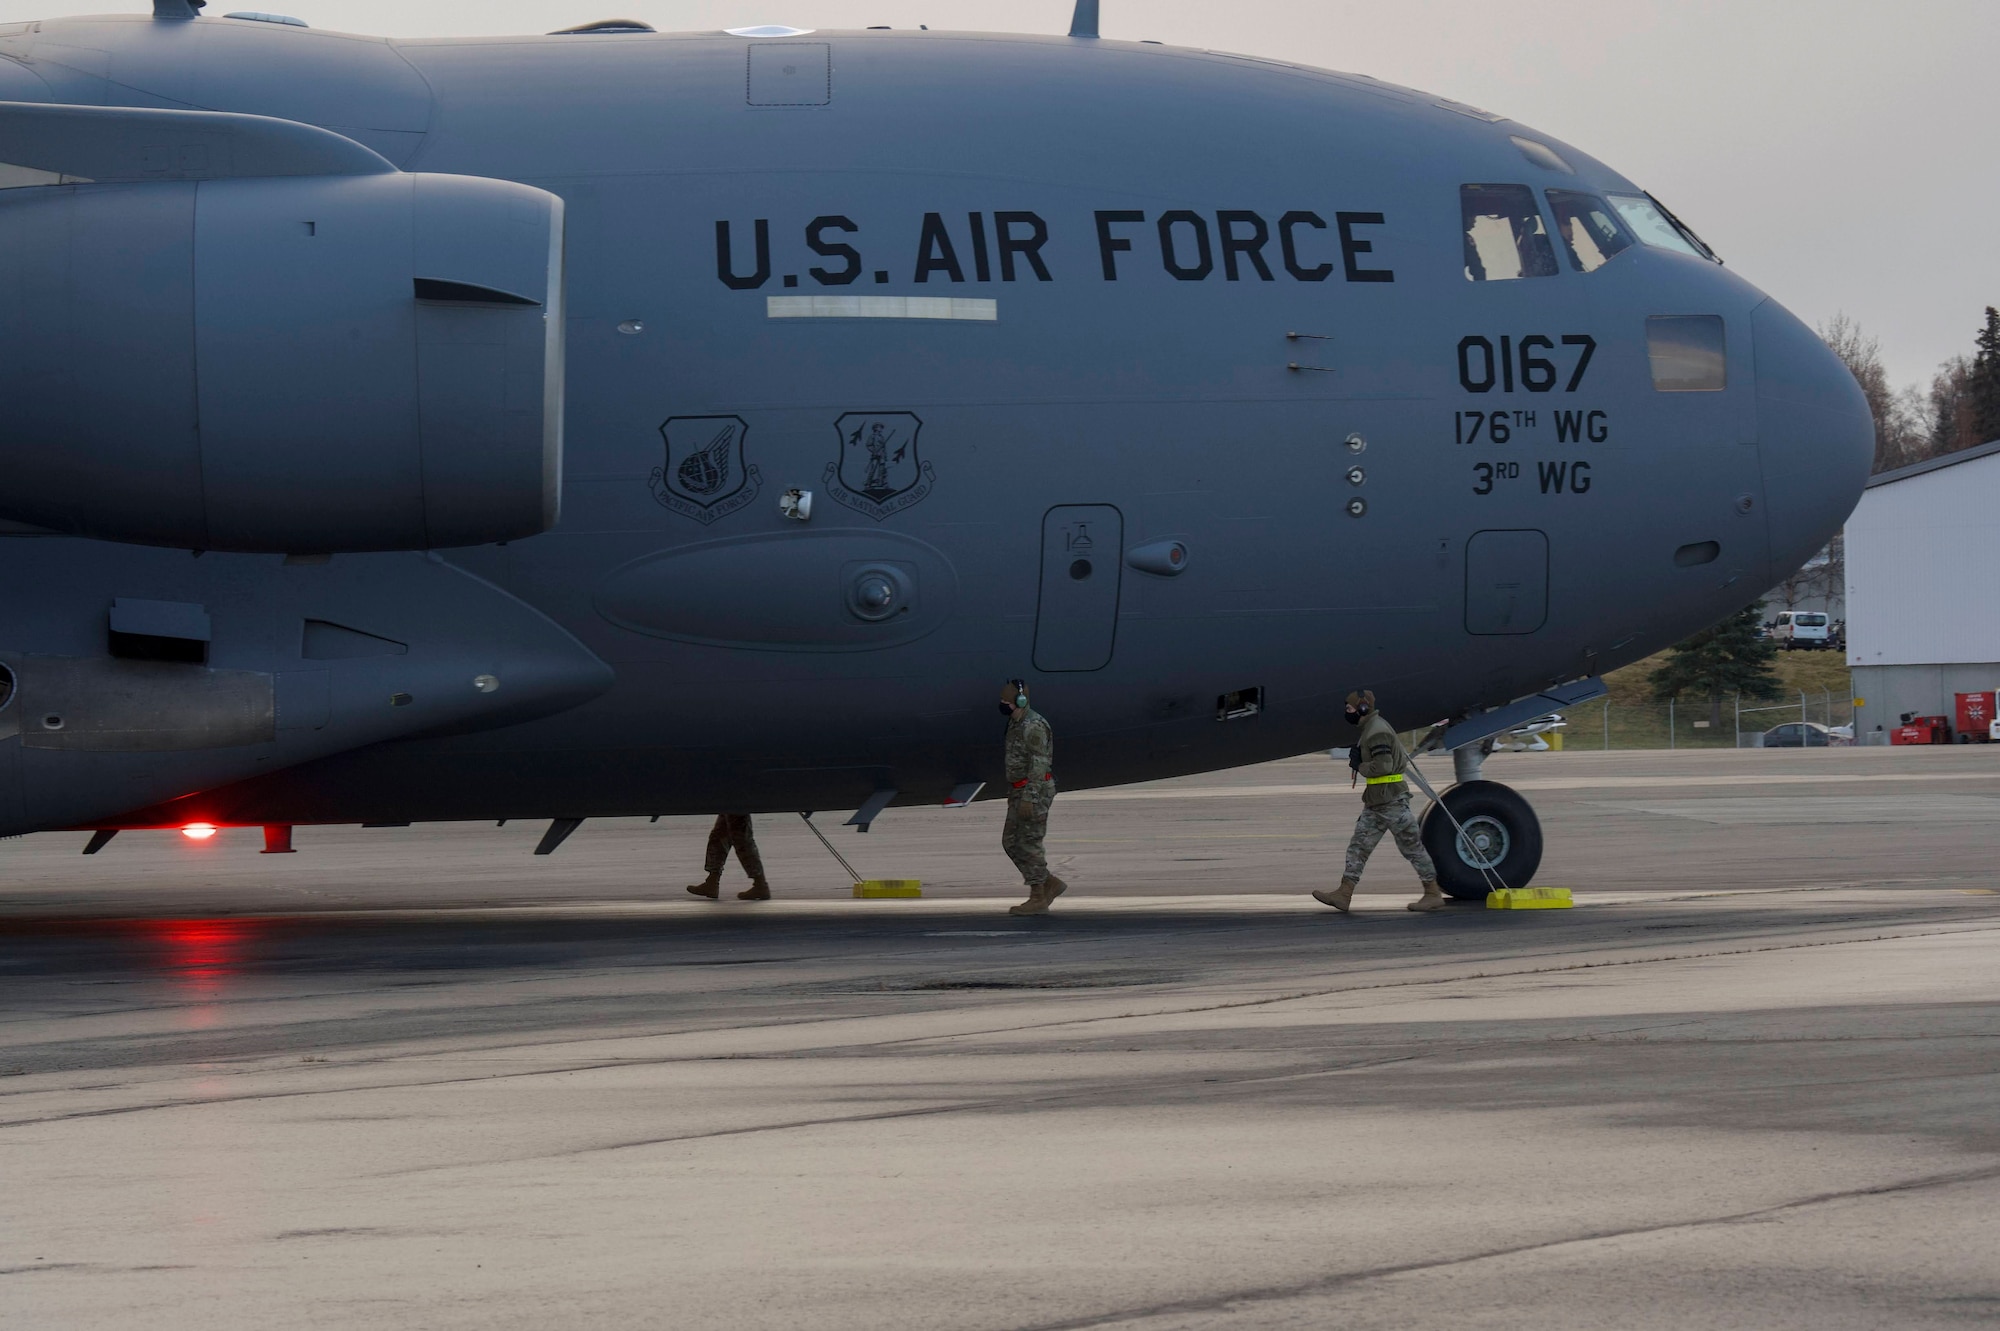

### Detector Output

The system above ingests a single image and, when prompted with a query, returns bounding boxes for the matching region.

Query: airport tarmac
[3,747,1998,1329]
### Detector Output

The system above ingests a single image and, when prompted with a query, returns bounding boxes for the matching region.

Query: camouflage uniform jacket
[1005,706,1055,788]
[1355,711,1409,809]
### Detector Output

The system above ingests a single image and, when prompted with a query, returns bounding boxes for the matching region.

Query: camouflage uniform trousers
[1343,798,1437,882]
[704,813,766,882]
[1002,782,1056,887]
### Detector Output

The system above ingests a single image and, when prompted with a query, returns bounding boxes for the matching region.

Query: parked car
[1762,721,1849,747]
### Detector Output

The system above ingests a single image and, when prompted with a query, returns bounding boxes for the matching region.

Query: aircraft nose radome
[1752,299,1875,577]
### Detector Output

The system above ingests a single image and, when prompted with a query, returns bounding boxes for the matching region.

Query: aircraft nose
[1751,299,1874,576]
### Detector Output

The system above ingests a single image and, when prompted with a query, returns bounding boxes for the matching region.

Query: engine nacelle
[0,170,564,551]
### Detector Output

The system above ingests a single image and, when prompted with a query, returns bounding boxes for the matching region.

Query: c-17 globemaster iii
[0,1,1871,896]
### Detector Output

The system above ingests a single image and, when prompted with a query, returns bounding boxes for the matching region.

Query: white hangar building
[1844,439,2000,740]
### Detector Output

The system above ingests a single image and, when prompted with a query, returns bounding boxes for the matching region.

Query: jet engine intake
[0,168,564,552]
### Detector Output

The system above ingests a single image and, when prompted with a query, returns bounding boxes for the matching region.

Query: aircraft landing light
[180,823,218,841]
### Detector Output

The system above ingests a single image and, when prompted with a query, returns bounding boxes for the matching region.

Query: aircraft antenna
[153,0,206,16]
[1068,0,1098,38]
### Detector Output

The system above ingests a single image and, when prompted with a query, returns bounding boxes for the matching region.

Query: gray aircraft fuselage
[0,12,1872,837]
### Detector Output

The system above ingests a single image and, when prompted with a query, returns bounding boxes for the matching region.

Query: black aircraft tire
[1420,780,1544,900]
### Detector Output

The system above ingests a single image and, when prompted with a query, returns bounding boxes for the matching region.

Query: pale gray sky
[9,0,1994,390]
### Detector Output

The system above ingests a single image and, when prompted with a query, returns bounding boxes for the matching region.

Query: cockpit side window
[1461,184,1559,282]
[1545,190,1634,273]
[1647,315,1726,391]
[1607,193,1721,263]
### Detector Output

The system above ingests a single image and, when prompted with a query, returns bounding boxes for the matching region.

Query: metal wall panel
[1845,452,2000,667]
[1851,662,2000,742]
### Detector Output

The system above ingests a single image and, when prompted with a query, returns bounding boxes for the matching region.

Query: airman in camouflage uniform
[687,813,772,900]
[998,679,1066,915]
[1314,690,1445,913]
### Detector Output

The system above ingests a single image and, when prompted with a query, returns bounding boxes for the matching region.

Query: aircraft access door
[1465,529,1549,635]
[1034,505,1122,671]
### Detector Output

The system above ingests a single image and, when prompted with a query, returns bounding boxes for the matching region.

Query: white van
[1770,610,1831,650]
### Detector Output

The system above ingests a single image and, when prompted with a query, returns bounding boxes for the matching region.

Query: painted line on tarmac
[1065,771,2000,801]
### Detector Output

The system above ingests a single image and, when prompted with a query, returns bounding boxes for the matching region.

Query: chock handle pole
[1397,743,1514,895]
[798,811,865,883]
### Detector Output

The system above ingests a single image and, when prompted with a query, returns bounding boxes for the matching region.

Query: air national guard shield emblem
[823,412,935,521]
[650,415,762,523]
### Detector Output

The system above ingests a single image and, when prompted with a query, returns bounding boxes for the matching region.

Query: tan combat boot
[1313,878,1359,912]
[1008,881,1052,916]
[737,880,771,901]
[686,877,721,900]
[1041,873,1068,905]
[1407,881,1446,912]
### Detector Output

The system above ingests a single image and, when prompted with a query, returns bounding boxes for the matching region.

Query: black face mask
[999,703,1016,717]
[1344,708,1363,726]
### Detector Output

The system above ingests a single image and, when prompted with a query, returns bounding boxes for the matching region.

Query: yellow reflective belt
[1364,774,1405,785]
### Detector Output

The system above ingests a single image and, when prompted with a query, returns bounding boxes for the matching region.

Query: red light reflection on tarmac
[141,919,258,1024]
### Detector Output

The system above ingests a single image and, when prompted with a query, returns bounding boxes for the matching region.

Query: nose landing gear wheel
[1418,780,1543,901]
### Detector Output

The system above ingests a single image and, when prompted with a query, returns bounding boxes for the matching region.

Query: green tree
[1927,355,1974,458]
[1650,604,1784,727]
[1972,306,2000,446]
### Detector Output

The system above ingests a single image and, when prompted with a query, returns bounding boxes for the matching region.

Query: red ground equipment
[1892,714,1954,745]
[1953,692,1995,742]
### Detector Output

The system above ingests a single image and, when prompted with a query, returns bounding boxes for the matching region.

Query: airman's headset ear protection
[1012,679,1029,708]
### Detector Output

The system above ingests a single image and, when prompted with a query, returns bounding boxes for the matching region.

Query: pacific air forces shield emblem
[823,412,935,521]
[650,415,762,523]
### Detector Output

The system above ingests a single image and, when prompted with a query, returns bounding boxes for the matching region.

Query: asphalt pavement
[2,746,1997,1329]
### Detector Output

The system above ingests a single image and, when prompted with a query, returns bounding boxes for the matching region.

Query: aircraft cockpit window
[1607,193,1722,263]
[1545,191,1634,273]
[1461,184,1559,282]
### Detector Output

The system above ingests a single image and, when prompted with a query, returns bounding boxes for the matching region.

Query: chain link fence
[1543,691,1853,751]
